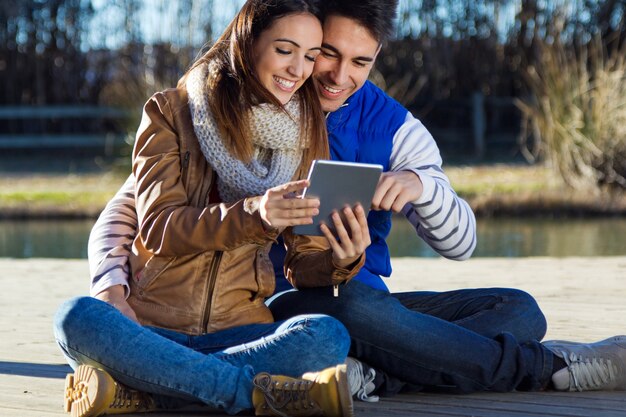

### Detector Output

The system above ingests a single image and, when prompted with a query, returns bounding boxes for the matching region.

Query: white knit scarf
[186,62,303,202]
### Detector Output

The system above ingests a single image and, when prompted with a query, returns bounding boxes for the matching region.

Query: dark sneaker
[252,364,354,417]
[345,357,379,402]
[544,336,626,391]
[64,364,156,417]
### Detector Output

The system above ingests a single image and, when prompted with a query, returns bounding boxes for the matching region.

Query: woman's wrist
[95,284,126,303]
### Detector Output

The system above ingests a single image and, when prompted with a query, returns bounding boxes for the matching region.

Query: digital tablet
[293,160,383,236]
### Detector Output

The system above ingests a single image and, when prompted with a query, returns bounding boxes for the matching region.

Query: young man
[90,0,626,398]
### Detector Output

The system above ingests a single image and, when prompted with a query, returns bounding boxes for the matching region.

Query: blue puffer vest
[272,81,408,292]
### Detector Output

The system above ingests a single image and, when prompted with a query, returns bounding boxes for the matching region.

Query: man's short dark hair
[323,0,398,44]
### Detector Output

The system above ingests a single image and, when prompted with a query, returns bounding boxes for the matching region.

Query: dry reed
[516,37,626,192]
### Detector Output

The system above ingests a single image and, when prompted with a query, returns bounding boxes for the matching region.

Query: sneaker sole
[544,336,626,347]
[335,364,355,417]
[544,336,626,358]
[64,365,115,417]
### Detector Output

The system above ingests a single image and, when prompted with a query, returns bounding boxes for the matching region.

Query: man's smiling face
[312,15,381,112]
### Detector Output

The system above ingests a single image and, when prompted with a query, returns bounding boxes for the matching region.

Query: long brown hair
[179,0,328,178]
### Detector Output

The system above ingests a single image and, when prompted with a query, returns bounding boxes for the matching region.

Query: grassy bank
[447,165,626,217]
[0,172,126,219]
[0,164,625,219]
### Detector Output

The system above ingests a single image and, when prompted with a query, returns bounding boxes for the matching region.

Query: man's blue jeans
[54,296,350,415]
[268,280,553,394]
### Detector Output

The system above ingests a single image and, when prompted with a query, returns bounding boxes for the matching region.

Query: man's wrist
[410,170,435,205]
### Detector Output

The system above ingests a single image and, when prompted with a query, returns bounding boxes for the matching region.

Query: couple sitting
[55,0,626,416]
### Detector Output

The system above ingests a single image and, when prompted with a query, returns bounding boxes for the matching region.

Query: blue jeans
[54,296,350,414]
[268,280,552,394]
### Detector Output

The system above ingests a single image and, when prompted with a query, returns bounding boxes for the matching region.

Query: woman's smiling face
[253,12,323,104]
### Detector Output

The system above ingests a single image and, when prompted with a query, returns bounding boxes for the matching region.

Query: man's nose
[329,61,348,85]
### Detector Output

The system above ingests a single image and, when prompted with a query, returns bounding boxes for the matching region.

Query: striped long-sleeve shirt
[392,113,476,261]
[88,175,136,297]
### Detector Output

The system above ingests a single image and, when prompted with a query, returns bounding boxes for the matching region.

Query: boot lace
[108,383,153,411]
[253,373,316,417]
[346,357,379,402]
[562,351,617,391]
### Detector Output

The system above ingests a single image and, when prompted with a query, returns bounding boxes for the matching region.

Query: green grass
[0,191,98,205]
[445,164,557,197]
[0,165,624,218]
[0,172,127,217]
[453,181,549,198]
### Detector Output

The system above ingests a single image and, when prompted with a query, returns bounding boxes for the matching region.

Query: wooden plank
[0,361,72,379]
[0,106,128,119]
[356,394,626,417]
[462,390,626,404]
[0,134,128,148]
[0,374,66,416]
[1,258,626,417]
[377,392,626,416]
[392,391,626,406]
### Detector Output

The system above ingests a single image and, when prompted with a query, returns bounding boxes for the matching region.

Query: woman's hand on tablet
[260,180,320,231]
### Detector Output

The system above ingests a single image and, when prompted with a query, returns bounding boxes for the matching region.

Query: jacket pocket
[254,246,275,299]
[135,256,175,292]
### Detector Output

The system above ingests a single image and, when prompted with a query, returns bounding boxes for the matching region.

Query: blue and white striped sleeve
[88,174,138,297]
[389,112,476,260]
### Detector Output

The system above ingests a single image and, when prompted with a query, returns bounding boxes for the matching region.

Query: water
[0,217,625,259]
[0,220,93,259]
[390,217,626,258]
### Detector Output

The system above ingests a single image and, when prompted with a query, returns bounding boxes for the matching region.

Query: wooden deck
[1,257,625,416]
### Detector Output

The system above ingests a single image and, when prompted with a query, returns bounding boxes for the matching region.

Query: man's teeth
[322,84,341,94]
[274,77,295,88]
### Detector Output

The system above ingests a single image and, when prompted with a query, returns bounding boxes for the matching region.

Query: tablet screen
[293,160,383,236]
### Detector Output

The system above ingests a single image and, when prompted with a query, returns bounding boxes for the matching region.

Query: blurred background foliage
[1,0,625,190]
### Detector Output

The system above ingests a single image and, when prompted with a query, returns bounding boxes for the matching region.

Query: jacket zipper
[201,250,222,332]
[181,151,191,185]
[325,102,349,120]
[199,169,217,332]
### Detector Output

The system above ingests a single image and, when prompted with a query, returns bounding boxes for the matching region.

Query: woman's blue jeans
[54,296,350,415]
[268,280,552,394]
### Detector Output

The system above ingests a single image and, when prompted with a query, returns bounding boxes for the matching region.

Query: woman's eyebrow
[274,38,300,47]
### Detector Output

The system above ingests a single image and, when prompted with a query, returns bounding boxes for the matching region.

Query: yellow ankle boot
[252,364,354,417]
[64,365,156,417]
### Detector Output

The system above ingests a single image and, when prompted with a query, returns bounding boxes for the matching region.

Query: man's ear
[374,44,382,61]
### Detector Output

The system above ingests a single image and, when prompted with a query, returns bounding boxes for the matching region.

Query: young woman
[54,1,370,416]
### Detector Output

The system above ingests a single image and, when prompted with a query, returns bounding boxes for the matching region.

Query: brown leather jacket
[127,87,364,335]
